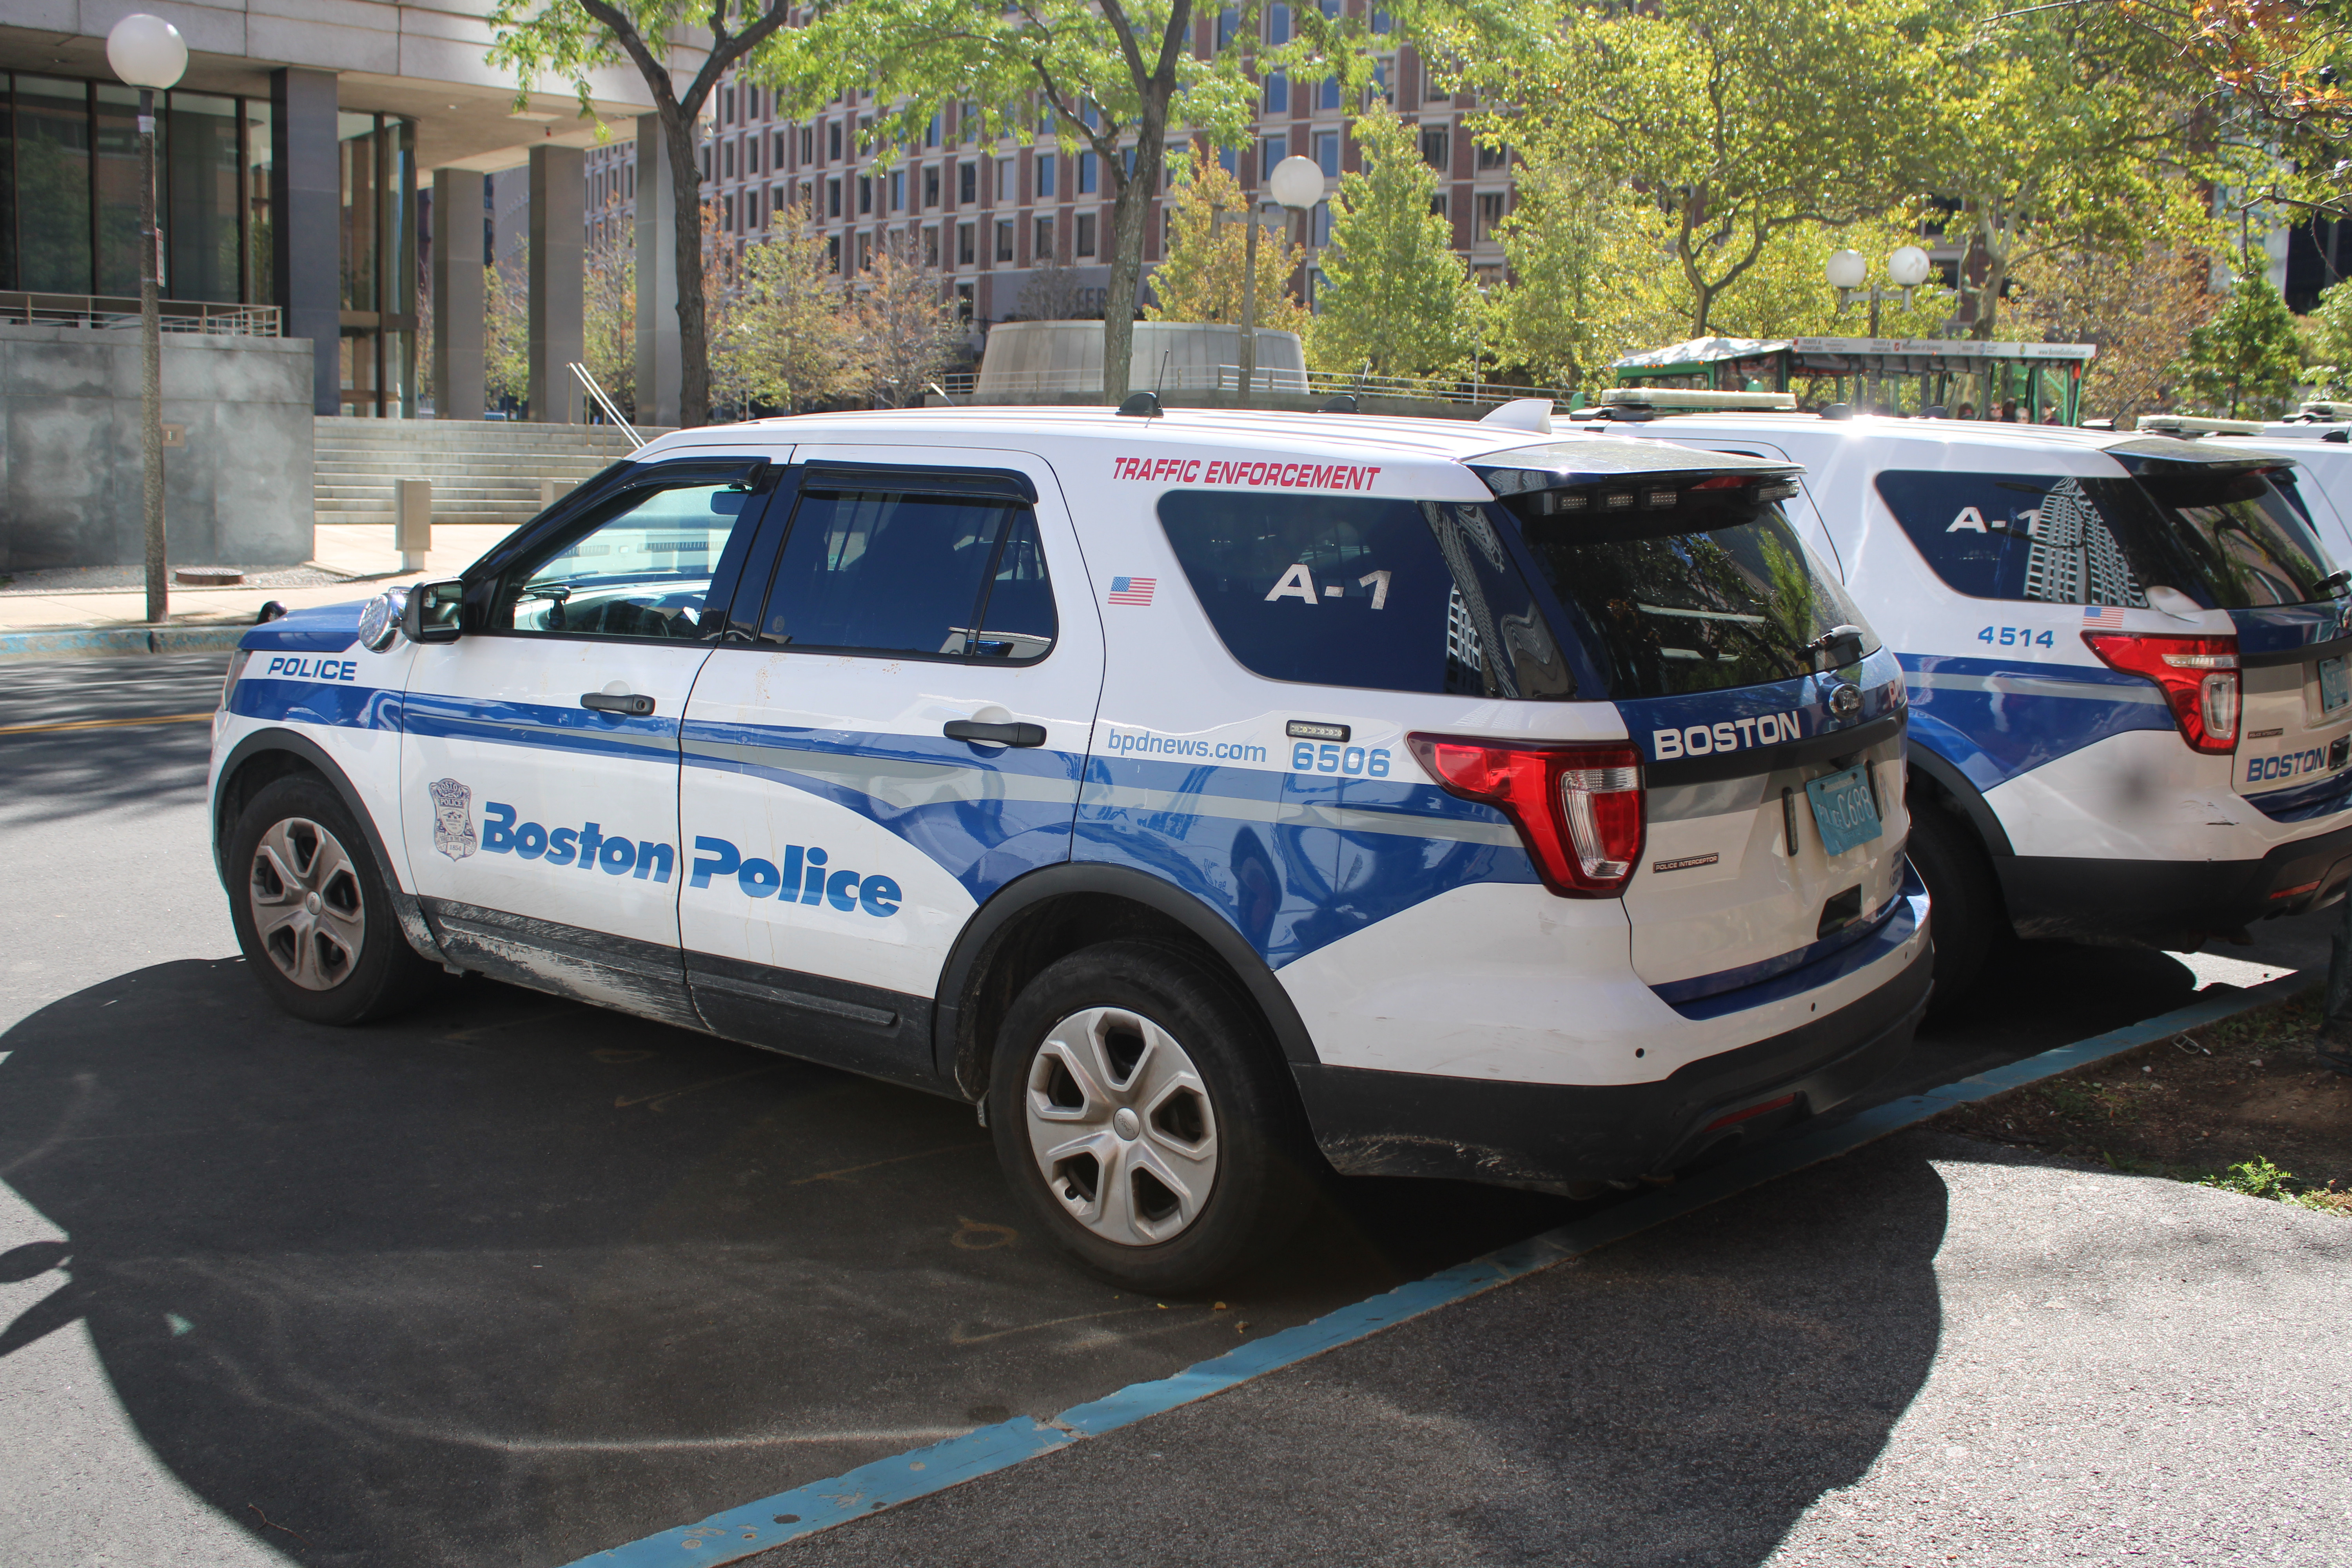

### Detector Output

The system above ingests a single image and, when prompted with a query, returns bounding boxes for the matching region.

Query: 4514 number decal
[1978,626,2055,648]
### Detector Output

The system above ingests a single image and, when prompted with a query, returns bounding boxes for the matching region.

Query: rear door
[675,448,1103,1087]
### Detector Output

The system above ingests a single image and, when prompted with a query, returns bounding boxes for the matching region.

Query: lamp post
[1827,245,1933,411]
[107,14,187,627]
[1214,153,1325,404]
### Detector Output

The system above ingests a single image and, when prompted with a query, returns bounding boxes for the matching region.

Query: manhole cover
[174,566,244,586]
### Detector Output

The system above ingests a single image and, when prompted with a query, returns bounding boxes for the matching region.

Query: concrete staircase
[313,417,661,528]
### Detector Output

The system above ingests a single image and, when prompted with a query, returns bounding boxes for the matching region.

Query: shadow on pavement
[0,958,1578,1568]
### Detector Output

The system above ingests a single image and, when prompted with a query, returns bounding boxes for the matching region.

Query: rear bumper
[1997,819,2352,945]
[1290,942,1931,1192]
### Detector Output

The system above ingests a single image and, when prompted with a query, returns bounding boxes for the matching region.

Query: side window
[492,478,760,639]
[757,484,1055,662]
[1157,490,1572,697]
[1874,470,2147,607]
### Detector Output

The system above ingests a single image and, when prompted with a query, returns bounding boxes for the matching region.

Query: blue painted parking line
[564,971,2313,1568]
[0,626,245,660]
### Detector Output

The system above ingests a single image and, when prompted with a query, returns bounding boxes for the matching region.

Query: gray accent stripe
[1077,780,1521,846]
[462,716,681,751]
[684,737,1081,808]
[1910,670,2167,706]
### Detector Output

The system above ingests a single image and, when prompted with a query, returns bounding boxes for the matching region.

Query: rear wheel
[987,941,1314,1292]
[227,773,439,1025]
[1906,792,2005,1015]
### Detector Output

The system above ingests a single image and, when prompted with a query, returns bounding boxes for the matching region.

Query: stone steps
[314,416,662,530]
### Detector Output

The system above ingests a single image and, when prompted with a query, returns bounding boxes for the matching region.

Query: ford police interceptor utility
[209,403,1929,1289]
[1589,394,2352,1004]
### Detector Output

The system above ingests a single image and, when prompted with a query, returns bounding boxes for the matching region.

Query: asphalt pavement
[1,653,2343,1568]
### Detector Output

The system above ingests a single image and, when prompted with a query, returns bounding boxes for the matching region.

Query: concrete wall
[0,324,315,573]
[976,321,1309,397]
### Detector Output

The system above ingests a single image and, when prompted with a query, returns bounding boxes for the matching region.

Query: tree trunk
[666,105,711,427]
[1099,0,1191,403]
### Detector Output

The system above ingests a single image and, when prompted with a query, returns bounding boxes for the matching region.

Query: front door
[399,458,780,1026]
[676,448,1103,1086]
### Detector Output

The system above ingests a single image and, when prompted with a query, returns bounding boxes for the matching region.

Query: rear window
[1498,491,1876,699]
[1877,467,2332,610]
[1157,491,1575,698]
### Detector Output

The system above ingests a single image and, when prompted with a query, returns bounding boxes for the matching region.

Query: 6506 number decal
[1293,742,1392,777]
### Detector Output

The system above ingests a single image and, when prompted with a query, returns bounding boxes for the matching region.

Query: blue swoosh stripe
[1898,651,2174,789]
[228,678,403,731]
[401,692,679,763]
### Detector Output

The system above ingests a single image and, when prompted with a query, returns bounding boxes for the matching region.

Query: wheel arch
[1906,742,2014,858]
[214,729,448,966]
[933,864,1319,1100]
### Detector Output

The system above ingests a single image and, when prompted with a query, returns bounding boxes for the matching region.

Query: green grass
[2196,1156,2342,1212]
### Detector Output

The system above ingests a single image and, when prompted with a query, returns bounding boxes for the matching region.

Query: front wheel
[226,773,439,1025]
[987,942,1315,1292]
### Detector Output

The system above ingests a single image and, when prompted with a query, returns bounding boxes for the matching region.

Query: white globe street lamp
[1887,245,1932,289]
[1265,153,1326,322]
[107,13,187,626]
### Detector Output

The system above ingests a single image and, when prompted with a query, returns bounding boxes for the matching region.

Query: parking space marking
[0,710,212,736]
[551,970,2310,1566]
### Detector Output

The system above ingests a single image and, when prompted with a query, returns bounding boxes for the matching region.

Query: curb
[565,970,2317,1567]
[0,625,247,660]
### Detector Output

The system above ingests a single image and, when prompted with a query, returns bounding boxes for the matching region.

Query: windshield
[1498,491,1875,698]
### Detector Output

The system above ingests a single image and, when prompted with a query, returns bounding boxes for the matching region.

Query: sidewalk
[0,525,511,647]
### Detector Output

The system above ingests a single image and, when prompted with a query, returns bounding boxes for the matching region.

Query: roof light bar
[2137,414,2263,437]
[1598,388,1799,412]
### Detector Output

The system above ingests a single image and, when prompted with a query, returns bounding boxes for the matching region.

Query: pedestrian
[2000,398,2020,422]
[1956,402,1976,420]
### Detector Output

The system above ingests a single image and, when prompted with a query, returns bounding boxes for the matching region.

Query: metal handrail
[567,361,645,448]
[0,291,280,336]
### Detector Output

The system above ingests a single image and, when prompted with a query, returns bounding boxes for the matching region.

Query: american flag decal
[1107,575,1157,606]
[2082,604,2126,629]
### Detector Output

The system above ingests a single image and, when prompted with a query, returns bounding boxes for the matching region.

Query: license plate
[1806,763,1884,857]
[2322,655,2349,716]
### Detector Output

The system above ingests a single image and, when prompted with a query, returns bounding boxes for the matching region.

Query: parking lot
[0,653,2336,1567]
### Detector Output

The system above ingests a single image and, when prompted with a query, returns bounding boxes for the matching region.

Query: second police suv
[208,401,1929,1289]
[1593,390,2352,1003]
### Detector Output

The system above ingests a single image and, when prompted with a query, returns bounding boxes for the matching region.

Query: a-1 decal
[1976,626,2055,648]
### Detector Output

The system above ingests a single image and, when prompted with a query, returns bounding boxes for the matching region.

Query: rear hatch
[2099,448,2352,822]
[1471,445,1915,1016]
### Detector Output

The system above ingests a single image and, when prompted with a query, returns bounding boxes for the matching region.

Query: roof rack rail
[2137,414,2263,437]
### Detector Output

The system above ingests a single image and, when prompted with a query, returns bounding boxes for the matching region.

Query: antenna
[927,380,957,406]
[1155,348,1172,400]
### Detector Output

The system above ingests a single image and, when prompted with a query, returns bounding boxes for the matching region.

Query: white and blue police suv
[209,403,1929,1289]
[1593,395,2352,1004]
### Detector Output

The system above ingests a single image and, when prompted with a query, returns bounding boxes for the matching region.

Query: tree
[1018,257,1092,322]
[757,0,1474,399]
[1310,105,1479,378]
[584,195,636,417]
[485,261,530,412]
[852,232,965,408]
[730,200,861,412]
[1145,145,1308,331]
[2176,255,2304,419]
[1490,0,1934,337]
[2009,241,2214,425]
[1487,162,1651,397]
[2303,277,2352,399]
[486,0,801,427]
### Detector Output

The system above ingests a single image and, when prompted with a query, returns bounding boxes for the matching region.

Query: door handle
[581,691,657,716]
[944,719,1046,747]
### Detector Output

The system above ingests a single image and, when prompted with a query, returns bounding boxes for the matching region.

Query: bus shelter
[1609,336,2097,425]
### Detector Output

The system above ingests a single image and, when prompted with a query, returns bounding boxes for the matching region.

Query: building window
[828,120,843,160]
[828,177,842,217]
[924,165,940,207]
[749,188,764,231]
[1475,191,1506,242]
[1078,152,1097,194]
[926,111,942,147]
[828,234,841,270]
[800,126,815,164]
[922,226,939,266]
[1218,146,1238,176]
[1263,136,1287,176]
[996,219,1015,261]
[1426,69,1452,102]
[1034,216,1054,260]
[724,194,736,231]
[722,86,735,124]
[959,162,977,203]
[1478,140,1509,172]
[860,175,873,214]
[722,139,735,179]
[1076,212,1096,256]
[1312,199,1330,246]
[1216,7,1239,48]
[1318,75,1343,112]
[958,222,976,265]
[1428,192,1446,220]
[1036,154,1055,198]
[891,169,905,211]
[1314,129,1340,176]
[1419,125,1448,169]
[1265,72,1289,114]
[998,157,1015,202]
[956,281,974,320]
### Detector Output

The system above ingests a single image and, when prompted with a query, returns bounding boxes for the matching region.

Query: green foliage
[726,201,860,413]
[485,263,528,412]
[2176,258,2305,419]
[1145,147,1308,332]
[2303,278,2352,400]
[1310,105,1479,378]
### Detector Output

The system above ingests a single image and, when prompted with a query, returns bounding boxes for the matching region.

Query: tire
[987,941,1316,1292]
[1906,792,2005,1015]
[226,773,440,1026]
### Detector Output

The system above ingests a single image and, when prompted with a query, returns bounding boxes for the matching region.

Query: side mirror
[402,578,466,644]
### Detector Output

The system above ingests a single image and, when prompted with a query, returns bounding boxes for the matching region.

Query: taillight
[1406,734,1645,897]
[2082,632,2240,753]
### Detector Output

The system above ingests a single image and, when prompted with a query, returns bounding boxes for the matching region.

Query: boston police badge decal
[430,778,478,861]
